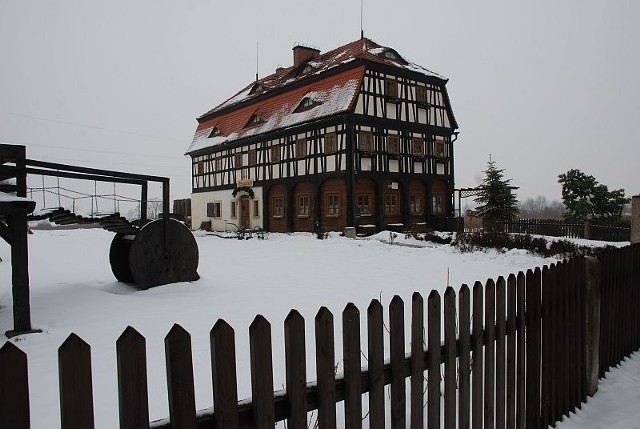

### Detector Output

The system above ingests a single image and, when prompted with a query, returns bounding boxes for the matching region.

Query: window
[248,150,257,166]
[412,138,424,156]
[230,201,237,218]
[358,132,373,152]
[214,158,222,171]
[196,161,204,175]
[272,196,284,217]
[432,195,444,214]
[235,153,243,168]
[253,200,260,218]
[416,86,428,103]
[435,140,446,157]
[387,135,400,154]
[297,194,310,217]
[249,83,263,94]
[384,50,398,60]
[295,97,321,112]
[384,194,398,215]
[326,193,340,216]
[356,194,372,216]
[295,139,306,159]
[208,127,221,138]
[325,133,337,154]
[271,146,281,162]
[385,78,398,98]
[410,194,422,215]
[246,114,265,127]
[207,202,221,218]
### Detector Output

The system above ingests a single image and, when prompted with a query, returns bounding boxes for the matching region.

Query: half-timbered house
[186,37,459,233]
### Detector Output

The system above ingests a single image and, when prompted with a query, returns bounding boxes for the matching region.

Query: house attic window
[246,114,265,127]
[208,127,221,138]
[294,96,322,113]
[249,83,264,94]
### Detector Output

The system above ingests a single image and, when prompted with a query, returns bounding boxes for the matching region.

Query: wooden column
[632,195,640,244]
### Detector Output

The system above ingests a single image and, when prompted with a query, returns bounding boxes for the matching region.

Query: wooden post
[458,285,471,429]
[140,181,148,221]
[164,324,197,429]
[342,303,362,429]
[211,320,239,429]
[249,315,275,429]
[315,307,336,429]
[367,300,385,429]
[410,292,424,429]
[284,311,306,429]
[472,281,483,429]
[632,196,640,244]
[427,291,442,429]
[8,213,33,335]
[116,327,150,429]
[59,334,95,429]
[389,296,406,429]
[584,220,591,240]
[0,343,30,429]
[583,256,601,396]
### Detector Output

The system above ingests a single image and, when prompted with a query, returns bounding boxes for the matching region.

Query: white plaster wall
[191,186,264,231]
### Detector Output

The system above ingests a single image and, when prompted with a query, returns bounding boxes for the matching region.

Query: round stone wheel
[109,233,136,283]
[128,219,200,289]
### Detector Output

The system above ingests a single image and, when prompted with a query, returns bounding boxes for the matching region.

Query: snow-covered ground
[0,228,637,428]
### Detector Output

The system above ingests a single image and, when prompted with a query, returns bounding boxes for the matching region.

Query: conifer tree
[474,159,519,232]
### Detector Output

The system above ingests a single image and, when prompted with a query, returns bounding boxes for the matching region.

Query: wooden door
[240,197,251,229]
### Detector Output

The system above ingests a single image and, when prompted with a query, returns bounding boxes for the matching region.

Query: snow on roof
[197,37,447,120]
[186,67,363,155]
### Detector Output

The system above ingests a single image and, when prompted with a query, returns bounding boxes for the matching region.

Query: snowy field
[0,227,637,428]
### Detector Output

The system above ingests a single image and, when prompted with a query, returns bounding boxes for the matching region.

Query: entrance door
[240,197,251,229]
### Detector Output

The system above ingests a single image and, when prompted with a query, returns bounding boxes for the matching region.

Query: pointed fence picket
[2,244,640,429]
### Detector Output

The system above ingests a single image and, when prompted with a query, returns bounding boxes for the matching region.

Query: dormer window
[294,97,322,113]
[246,114,265,127]
[373,48,405,63]
[249,83,264,95]
[208,127,221,138]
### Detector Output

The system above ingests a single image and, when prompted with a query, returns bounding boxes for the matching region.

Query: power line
[0,111,185,142]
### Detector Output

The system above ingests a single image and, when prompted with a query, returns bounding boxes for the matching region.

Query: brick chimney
[293,45,320,67]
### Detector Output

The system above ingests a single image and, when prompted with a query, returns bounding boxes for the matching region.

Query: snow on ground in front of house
[0,228,635,428]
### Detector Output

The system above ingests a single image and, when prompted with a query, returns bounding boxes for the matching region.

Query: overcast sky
[1,1,638,208]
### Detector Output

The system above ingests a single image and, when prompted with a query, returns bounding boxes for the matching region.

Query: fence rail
[2,245,640,428]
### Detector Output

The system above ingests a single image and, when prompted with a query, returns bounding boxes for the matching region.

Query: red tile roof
[187,37,448,155]
[186,67,364,155]
[199,37,446,120]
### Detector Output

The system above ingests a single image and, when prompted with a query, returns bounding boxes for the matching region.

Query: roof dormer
[208,127,222,138]
[245,113,265,128]
[294,96,322,113]
[249,82,265,95]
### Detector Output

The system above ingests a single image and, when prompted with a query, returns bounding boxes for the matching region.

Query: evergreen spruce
[474,159,519,232]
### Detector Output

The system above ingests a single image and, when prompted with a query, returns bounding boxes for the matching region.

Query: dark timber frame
[0,143,172,337]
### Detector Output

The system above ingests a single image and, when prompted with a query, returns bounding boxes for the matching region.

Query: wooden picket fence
[506,218,630,242]
[1,244,640,429]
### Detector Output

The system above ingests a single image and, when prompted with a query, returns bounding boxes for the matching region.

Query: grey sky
[1,1,638,208]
